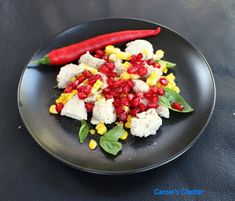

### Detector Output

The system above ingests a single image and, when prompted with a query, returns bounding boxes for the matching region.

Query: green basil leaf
[164,88,194,113]
[99,126,126,155]
[155,59,176,68]
[159,96,171,108]
[78,120,89,143]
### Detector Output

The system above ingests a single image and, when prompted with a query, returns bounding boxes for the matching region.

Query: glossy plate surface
[18,18,216,175]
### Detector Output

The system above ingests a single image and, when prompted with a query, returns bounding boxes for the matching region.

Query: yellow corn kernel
[162,66,168,74]
[88,139,97,150]
[127,115,132,122]
[120,72,131,80]
[173,86,180,93]
[130,74,140,79]
[89,129,96,135]
[156,82,163,88]
[155,49,165,60]
[84,65,98,74]
[143,48,149,55]
[105,45,118,55]
[91,80,103,94]
[95,123,107,135]
[123,106,129,113]
[70,76,76,82]
[166,73,175,81]
[115,121,124,126]
[49,105,58,114]
[120,131,128,140]
[82,79,88,85]
[117,52,131,60]
[122,61,131,69]
[158,60,166,69]
[146,72,158,86]
[124,122,131,129]
[96,94,103,101]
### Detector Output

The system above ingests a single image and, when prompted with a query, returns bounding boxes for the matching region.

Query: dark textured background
[0,0,234,200]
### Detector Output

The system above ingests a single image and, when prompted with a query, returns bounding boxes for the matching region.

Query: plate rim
[17,17,216,175]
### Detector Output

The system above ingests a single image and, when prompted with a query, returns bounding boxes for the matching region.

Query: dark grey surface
[0,0,234,200]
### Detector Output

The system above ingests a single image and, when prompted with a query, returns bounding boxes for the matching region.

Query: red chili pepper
[34,27,161,66]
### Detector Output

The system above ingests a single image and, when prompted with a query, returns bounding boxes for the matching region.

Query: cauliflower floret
[125,39,154,59]
[130,109,162,137]
[79,51,105,68]
[97,72,108,89]
[61,96,87,120]
[109,54,125,75]
[84,92,99,102]
[133,79,149,93]
[91,98,116,125]
[57,63,84,89]
[156,105,170,118]
[144,63,163,79]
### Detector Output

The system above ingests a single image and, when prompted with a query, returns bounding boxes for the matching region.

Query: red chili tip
[155,27,161,35]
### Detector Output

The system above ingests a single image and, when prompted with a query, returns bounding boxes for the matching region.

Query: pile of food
[36,27,193,156]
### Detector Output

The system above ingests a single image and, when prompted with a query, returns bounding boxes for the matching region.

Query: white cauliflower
[109,54,125,75]
[133,79,149,93]
[125,39,154,59]
[61,96,87,120]
[57,63,84,89]
[91,98,116,125]
[130,109,162,137]
[156,105,170,118]
[79,51,105,68]
[97,72,108,89]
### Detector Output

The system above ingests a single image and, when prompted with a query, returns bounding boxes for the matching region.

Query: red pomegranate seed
[119,112,128,122]
[77,75,86,83]
[171,102,184,111]
[115,87,123,93]
[78,92,87,99]
[139,103,146,112]
[136,53,143,61]
[127,67,137,74]
[99,65,109,74]
[131,55,137,62]
[151,96,159,103]
[115,79,124,86]
[94,74,102,81]
[88,78,97,86]
[122,97,129,106]
[102,55,109,61]
[83,85,92,95]
[135,92,144,99]
[104,94,113,99]
[123,86,130,94]
[149,86,158,94]
[56,103,64,113]
[95,49,105,57]
[85,102,94,112]
[130,108,140,116]
[116,106,124,114]
[127,94,134,101]
[64,85,73,93]
[102,87,111,94]
[82,70,92,78]
[94,54,101,58]
[131,98,140,107]
[145,92,152,99]
[148,102,159,109]
[154,62,161,68]
[159,77,169,86]
[77,85,85,93]
[156,88,165,96]
[127,80,134,88]
[138,67,148,76]
[106,62,115,70]
[146,59,155,65]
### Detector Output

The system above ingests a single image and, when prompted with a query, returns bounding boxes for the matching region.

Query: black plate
[17,18,216,175]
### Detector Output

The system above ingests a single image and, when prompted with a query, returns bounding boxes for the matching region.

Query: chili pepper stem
[31,55,50,65]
